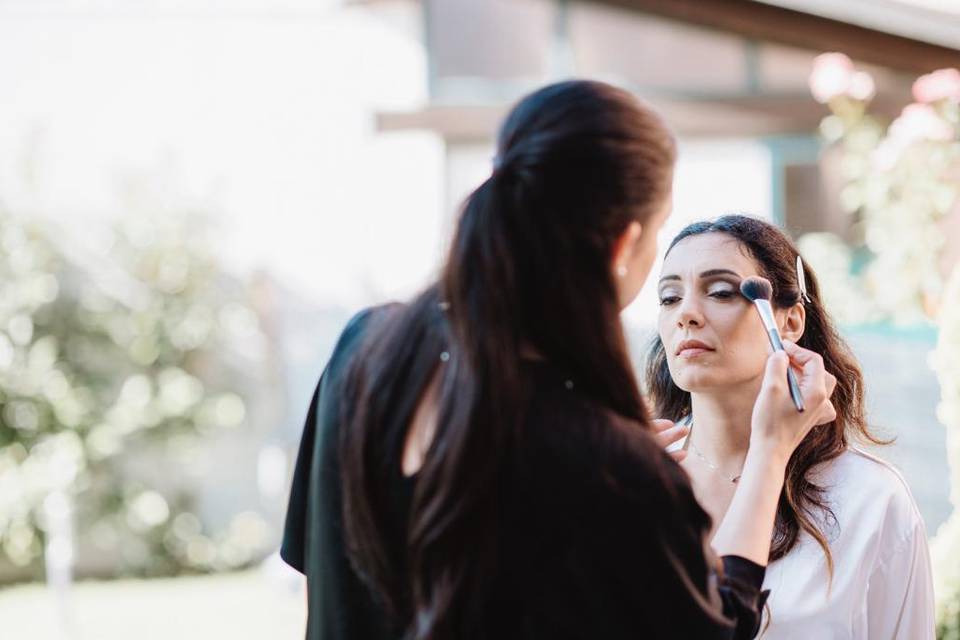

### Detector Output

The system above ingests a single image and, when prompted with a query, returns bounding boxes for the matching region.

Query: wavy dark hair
[644,214,888,577]
[340,80,676,639]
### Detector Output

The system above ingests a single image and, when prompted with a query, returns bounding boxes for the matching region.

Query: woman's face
[616,193,674,309]
[656,233,790,392]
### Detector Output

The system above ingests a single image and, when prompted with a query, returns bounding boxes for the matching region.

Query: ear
[610,221,643,276]
[778,302,806,342]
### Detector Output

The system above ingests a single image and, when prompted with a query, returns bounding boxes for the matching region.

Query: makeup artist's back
[282,302,760,639]
[281,80,773,640]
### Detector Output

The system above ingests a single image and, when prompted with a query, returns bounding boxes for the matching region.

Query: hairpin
[796,255,812,304]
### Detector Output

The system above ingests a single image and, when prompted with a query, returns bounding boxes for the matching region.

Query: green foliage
[0,203,270,582]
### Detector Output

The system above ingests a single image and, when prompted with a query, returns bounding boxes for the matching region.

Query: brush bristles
[740,276,773,302]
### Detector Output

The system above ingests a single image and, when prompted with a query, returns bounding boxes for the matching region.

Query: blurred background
[0,0,959,638]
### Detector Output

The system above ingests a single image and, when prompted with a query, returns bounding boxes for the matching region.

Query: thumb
[651,418,675,433]
[761,350,789,392]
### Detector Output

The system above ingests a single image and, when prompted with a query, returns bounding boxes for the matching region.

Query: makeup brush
[740,276,805,412]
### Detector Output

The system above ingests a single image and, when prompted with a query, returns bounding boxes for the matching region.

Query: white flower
[889,103,955,144]
[809,52,855,103]
[848,71,876,102]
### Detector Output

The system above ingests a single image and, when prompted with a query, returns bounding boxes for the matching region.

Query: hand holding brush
[740,276,805,412]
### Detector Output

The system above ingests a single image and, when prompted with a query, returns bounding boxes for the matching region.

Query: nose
[676,295,705,329]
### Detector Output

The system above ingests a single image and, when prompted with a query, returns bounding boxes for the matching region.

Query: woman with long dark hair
[647,214,935,638]
[282,81,837,640]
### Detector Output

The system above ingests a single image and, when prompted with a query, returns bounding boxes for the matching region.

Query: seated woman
[646,215,936,639]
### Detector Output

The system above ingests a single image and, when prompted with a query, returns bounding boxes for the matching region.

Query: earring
[616,265,628,278]
[796,255,812,303]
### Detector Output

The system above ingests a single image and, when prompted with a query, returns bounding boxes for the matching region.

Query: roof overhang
[593,0,960,74]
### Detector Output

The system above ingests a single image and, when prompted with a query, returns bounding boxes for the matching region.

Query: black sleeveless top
[281,308,769,639]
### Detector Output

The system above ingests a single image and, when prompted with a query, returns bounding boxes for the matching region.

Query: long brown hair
[340,80,676,639]
[644,214,887,576]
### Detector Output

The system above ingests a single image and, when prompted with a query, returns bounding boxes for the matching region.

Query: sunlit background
[0,0,959,638]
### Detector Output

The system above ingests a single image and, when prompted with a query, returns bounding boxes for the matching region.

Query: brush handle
[767,329,805,412]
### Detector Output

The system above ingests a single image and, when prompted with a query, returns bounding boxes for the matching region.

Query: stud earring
[616,265,628,278]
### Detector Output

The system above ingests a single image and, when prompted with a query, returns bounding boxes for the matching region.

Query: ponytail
[411,168,533,636]
[340,80,676,639]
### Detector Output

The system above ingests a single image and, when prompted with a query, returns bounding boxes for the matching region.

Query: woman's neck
[689,378,762,472]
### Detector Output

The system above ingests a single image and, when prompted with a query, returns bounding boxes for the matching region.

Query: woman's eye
[708,290,736,300]
[659,296,680,306]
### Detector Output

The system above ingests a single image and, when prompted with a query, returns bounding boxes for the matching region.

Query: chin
[669,365,727,393]
[672,365,764,394]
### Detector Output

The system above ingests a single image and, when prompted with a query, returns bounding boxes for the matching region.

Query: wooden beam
[591,0,960,74]
[376,92,845,140]
[377,105,506,143]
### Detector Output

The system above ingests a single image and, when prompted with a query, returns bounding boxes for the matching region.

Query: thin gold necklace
[686,420,742,484]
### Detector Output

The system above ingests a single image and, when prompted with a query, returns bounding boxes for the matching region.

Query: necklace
[686,420,742,484]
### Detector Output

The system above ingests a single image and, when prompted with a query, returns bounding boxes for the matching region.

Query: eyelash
[658,291,738,306]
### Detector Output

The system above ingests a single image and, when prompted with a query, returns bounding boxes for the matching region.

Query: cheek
[657,313,676,354]
[639,244,658,274]
[656,318,683,381]
[656,308,671,334]
[720,314,771,376]
[726,339,770,377]
[628,250,657,291]
[632,233,658,272]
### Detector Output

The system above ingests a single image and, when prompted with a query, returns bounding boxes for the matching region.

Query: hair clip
[796,255,812,304]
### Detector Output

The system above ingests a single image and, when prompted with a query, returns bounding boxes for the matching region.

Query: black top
[282,307,769,640]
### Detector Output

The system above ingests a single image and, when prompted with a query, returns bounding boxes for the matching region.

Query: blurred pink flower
[848,71,876,102]
[809,52,855,103]
[889,103,954,143]
[873,103,955,170]
[912,68,960,104]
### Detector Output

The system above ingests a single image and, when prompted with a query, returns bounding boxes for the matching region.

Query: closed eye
[659,296,680,306]
[709,291,737,300]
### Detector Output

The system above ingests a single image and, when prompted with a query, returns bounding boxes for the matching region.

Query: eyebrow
[658,269,742,285]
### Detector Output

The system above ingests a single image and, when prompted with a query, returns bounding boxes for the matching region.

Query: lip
[675,339,715,358]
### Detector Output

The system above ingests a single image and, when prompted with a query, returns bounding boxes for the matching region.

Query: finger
[656,423,689,449]
[825,372,837,397]
[761,350,789,392]
[781,340,824,370]
[670,449,688,463]
[798,356,826,399]
[815,401,837,426]
[825,405,837,424]
[784,344,827,393]
[651,418,675,434]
